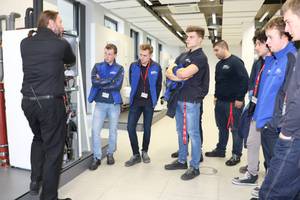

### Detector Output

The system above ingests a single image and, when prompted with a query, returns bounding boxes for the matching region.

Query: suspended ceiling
[93,0,286,46]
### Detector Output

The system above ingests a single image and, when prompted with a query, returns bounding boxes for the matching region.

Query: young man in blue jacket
[259,0,300,199]
[125,43,162,167]
[88,44,124,170]
[233,17,297,190]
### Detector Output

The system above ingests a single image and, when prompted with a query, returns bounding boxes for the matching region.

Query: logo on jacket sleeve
[151,71,158,74]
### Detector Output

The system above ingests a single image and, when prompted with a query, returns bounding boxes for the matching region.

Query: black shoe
[125,155,141,167]
[226,154,240,166]
[29,181,42,195]
[181,166,200,180]
[205,148,225,157]
[107,153,115,165]
[58,198,72,200]
[250,198,259,200]
[89,157,101,170]
[200,153,204,162]
[171,150,179,158]
[165,159,188,170]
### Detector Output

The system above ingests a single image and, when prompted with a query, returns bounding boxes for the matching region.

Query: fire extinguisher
[0,83,9,166]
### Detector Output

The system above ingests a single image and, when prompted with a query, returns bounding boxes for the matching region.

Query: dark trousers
[215,99,243,157]
[261,126,279,171]
[22,97,66,200]
[127,105,154,155]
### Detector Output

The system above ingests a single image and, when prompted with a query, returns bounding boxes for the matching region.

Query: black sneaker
[165,159,188,170]
[205,148,225,157]
[171,150,179,158]
[200,152,204,162]
[250,198,259,200]
[232,171,258,186]
[125,155,141,167]
[29,181,42,195]
[171,150,189,158]
[142,152,150,163]
[107,153,115,165]
[226,154,240,166]
[181,166,200,180]
[89,157,101,170]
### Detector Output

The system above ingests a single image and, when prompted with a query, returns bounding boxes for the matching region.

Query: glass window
[131,29,139,60]
[158,43,162,65]
[147,37,151,45]
[104,16,118,31]
[58,0,76,33]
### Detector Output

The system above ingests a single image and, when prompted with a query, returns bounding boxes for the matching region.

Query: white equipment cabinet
[3,29,90,170]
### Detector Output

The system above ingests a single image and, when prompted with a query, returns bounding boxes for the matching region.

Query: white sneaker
[232,171,258,186]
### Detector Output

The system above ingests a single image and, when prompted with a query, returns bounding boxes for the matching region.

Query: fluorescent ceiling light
[144,0,152,6]
[176,30,183,37]
[210,0,214,1]
[214,29,217,36]
[212,11,216,24]
[259,9,269,22]
[162,15,172,26]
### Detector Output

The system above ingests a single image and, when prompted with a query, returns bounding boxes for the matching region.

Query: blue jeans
[215,99,243,157]
[92,102,120,159]
[175,101,201,169]
[261,126,279,171]
[127,105,154,155]
[260,137,300,200]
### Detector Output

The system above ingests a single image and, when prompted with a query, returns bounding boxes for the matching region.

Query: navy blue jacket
[129,59,162,107]
[88,60,124,104]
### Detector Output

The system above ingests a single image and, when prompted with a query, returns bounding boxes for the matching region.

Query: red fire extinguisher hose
[0,83,9,166]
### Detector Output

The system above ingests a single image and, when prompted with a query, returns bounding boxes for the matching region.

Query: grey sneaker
[89,157,101,170]
[107,153,115,165]
[232,171,258,186]
[239,165,248,173]
[125,155,141,167]
[165,159,188,170]
[142,152,150,163]
[252,186,260,197]
[181,166,200,180]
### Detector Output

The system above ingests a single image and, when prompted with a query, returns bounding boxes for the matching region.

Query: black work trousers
[22,97,66,200]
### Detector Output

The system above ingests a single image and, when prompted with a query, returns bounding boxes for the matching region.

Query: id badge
[102,92,109,98]
[141,92,148,98]
[251,96,257,104]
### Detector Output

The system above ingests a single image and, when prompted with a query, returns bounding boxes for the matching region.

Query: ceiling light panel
[99,0,140,9]
[159,0,200,4]
[109,7,152,19]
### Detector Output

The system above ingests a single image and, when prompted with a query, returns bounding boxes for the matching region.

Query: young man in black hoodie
[206,40,249,166]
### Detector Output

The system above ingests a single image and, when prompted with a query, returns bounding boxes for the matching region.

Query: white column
[241,20,255,75]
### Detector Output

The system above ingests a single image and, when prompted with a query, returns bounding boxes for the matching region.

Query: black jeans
[22,97,66,200]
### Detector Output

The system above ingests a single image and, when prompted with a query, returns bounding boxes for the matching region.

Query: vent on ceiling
[167,4,200,14]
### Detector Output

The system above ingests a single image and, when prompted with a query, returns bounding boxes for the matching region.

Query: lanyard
[140,60,151,92]
[183,101,187,145]
[227,103,233,130]
[254,64,265,95]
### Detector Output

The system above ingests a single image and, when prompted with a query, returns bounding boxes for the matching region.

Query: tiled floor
[57,94,265,200]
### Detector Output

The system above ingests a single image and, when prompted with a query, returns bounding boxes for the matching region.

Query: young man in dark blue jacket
[125,43,162,167]
[259,1,300,199]
[88,44,124,170]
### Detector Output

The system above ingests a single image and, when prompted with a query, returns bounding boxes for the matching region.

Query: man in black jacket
[206,40,249,166]
[21,10,75,200]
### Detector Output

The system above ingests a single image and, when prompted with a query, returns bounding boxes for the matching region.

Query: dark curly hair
[252,29,267,45]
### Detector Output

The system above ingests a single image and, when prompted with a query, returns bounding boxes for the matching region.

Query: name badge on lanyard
[102,92,109,98]
[140,60,151,99]
[141,92,148,98]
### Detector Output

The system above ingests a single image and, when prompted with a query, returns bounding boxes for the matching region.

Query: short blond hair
[139,43,153,54]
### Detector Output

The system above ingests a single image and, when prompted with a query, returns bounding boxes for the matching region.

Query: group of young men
[20,0,300,199]
[88,0,300,198]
